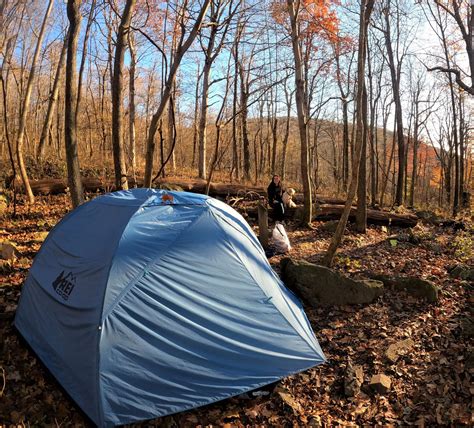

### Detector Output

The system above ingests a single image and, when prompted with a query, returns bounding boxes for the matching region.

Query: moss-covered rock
[371,274,439,302]
[280,258,384,307]
[448,264,474,282]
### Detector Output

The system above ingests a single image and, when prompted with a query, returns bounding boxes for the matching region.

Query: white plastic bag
[272,222,291,253]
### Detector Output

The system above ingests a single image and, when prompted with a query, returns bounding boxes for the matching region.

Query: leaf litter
[0,195,472,426]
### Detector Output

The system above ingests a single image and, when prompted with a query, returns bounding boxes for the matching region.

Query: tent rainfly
[15,189,325,427]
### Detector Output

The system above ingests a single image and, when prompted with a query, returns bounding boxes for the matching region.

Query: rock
[280,258,384,306]
[276,388,303,414]
[385,339,415,363]
[369,374,391,394]
[0,241,17,261]
[415,210,442,225]
[448,264,474,282]
[344,358,364,397]
[387,233,409,243]
[370,274,439,302]
[320,220,339,233]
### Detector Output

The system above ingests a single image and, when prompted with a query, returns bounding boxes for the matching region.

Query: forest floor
[0,193,472,427]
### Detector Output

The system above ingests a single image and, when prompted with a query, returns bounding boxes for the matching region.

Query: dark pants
[272,202,285,222]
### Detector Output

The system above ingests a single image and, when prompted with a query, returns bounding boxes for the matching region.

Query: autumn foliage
[272,0,341,43]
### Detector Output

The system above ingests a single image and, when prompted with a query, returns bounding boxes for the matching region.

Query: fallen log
[244,203,418,228]
[15,177,270,198]
[11,177,139,194]
[20,177,336,202]
[293,194,348,205]
[316,204,418,227]
[155,179,267,198]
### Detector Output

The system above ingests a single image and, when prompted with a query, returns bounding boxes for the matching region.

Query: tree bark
[128,31,137,181]
[287,0,312,226]
[323,0,374,266]
[198,57,212,179]
[281,83,292,181]
[356,84,368,233]
[144,0,210,187]
[65,0,84,207]
[37,37,67,162]
[75,0,96,121]
[192,64,201,168]
[15,0,55,204]
[238,60,251,181]
[111,0,135,190]
[382,5,405,206]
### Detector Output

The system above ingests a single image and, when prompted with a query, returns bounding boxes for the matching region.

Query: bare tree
[144,0,211,187]
[323,0,375,267]
[128,30,137,181]
[65,0,84,207]
[111,0,136,190]
[197,0,237,179]
[373,0,410,206]
[15,0,55,204]
[76,0,96,120]
[37,36,67,162]
[426,0,474,96]
[287,0,312,226]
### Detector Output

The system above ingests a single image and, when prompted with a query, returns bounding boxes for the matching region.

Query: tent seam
[100,206,209,323]
[208,209,319,354]
[96,205,208,423]
[94,201,149,427]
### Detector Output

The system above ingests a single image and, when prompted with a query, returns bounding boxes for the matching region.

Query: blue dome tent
[15,189,325,427]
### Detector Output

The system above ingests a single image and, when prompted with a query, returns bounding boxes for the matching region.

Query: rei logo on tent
[161,193,174,204]
[52,271,76,300]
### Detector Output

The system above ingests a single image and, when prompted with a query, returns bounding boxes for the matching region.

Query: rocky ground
[0,194,472,426]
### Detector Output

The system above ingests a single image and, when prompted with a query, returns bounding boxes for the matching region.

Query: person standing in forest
[267,175,284,222]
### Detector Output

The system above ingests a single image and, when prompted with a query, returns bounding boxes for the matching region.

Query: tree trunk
[383,5,405,206]
[167,91,176,174]
[198,59,211,179]
[192,64,201,168]
[356,84,368,233]
[111,0,135,190]
[65,0,84,207]
[144,0,210,187]
[409,110,419,208]
[16,0,55,204]
[271,116,278,174]
[128,31,137,182]
[37,36,67,162]
[323,0,374,266]
[239,63,251,181]
[281,84,292,181]
[342,99,350,192]
[231,25,241,181]
[287,0,312,226]
[75,0,96,121]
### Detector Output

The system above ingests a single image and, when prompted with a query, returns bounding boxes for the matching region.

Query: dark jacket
[267,181,283,205]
